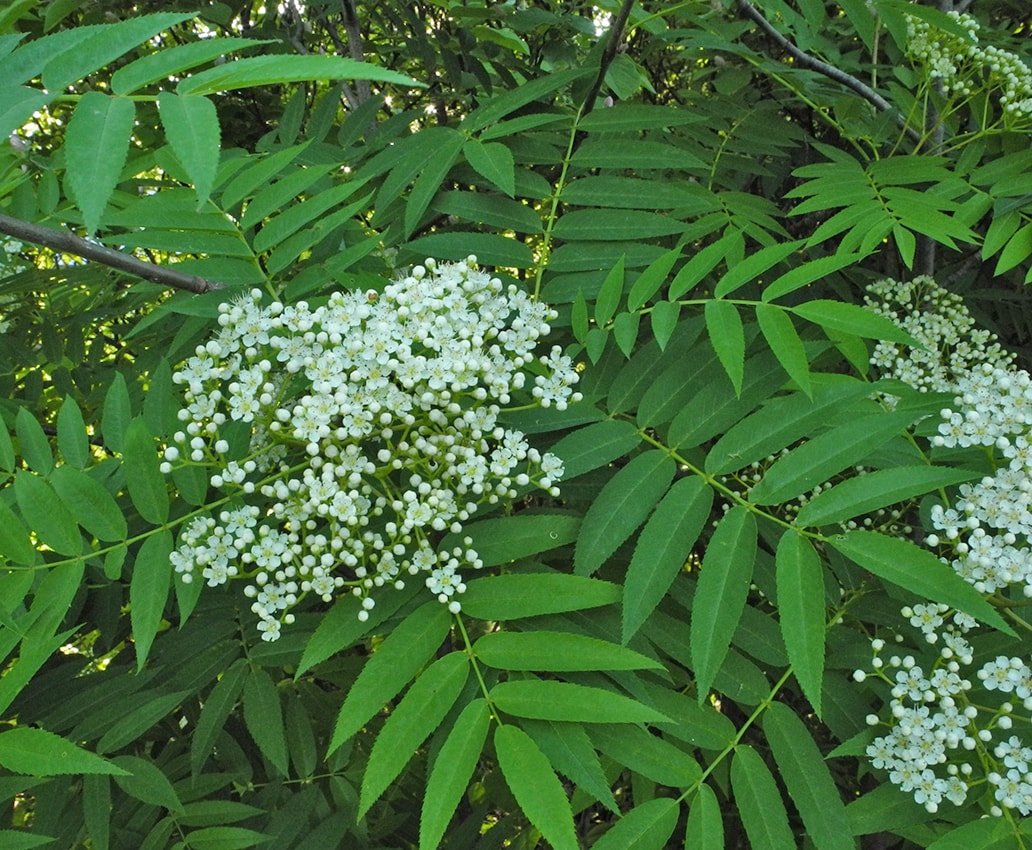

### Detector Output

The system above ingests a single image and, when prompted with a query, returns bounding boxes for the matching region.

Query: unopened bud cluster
[162,258,580,640]
[906,11,1032,125]
[856,611,1032,815]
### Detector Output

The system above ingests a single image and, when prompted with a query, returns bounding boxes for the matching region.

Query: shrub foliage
[2,1,1032,848]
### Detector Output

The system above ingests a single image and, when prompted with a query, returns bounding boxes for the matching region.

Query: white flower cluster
[162,257,580,640]
[906,11,1032,124]
[925,362,1032,597]
[856,611,1032,816]
[865,276,1013,396]
[861,275,1032,816]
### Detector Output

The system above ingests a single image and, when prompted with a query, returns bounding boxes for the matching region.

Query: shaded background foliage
[1,0,1032,848]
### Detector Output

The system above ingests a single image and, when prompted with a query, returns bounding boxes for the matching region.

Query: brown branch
[736,0,923,146]
[340,0,371,106]
[0,214,224,294]
[578,0,636,119]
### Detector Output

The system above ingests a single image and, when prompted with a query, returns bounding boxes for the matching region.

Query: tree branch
[0,214,224,294]
[340,0,371,106]
[578,0,636,119]
[736,0,923,146]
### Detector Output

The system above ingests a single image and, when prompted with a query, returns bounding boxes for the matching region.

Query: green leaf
[546,419,641,481]
[590,724,702,788]
[995,223,1032,276]
[123,417,169,524]
[705,378,872,476]
[111,37,274,94]
[143,358,175,438]
[284,692,316,780]
[0,86,51,141]
[56,397,89,469]
[452,513,580,567]
[554,210,687,242]
[65,92,135,234]
[191,658,248,774]
[827,531,1012,634]
[181,827,273,849]
[0,417,14,471]
[925,816,1014,849]
[401,232,534,268]
[0,832,58,850]
[130,529,173,670]
[790,300,920,345]
[613,311,641,357]
[571,288,589,344]
[627,248,682,311]
[0,727,129,776]
[15,407,52,474]
[157,93,221,207]
[50,466,127,542]
[296,584,417,678]
[650,301,681,351]
[82,774,110,850]
[474,631,662,672]
[574,450,675,576]
[14,471,80,556]
[704,300,745,394]
[595,255,625,328]
[97,690,191,753]
[360,652,468,818]
[243,667,289,777]
[775,533,825,716]
[432,190,541,234]
[893,223,916,269]
[420,699,490,850]
[463,139,515,197]
[845,782,931,836]
[494,724,578,850]
[328,600,453,752]
[731,746,796,849]
[754,304,810,397]
[685,784,724,847]
[178,802,265,829]
[690,505,757,700]
[178,55,423,96]
[491,680,669,724]
[794,466,978,527]
[520,720,617,813]
[765,701,853,850]
[748,410,919,505]
[461,66,591,134]
[592,799,679,850]
[578,103,701,132]
[404,131,464,238]
[460,573,621,620]
[571,138,707,172]
[669,229,744,299]
[714,239,802,298]
[111,755,183,813]
[40,12,195,90]
[101,372,131,453]
[623,476,712,643]
[0,498,36,565]
[761,252,866,302]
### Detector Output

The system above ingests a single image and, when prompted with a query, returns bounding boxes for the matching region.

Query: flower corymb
[162,257,581,640]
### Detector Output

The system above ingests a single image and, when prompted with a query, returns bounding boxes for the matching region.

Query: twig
[736,0,923,146]
[0,214,224,294]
